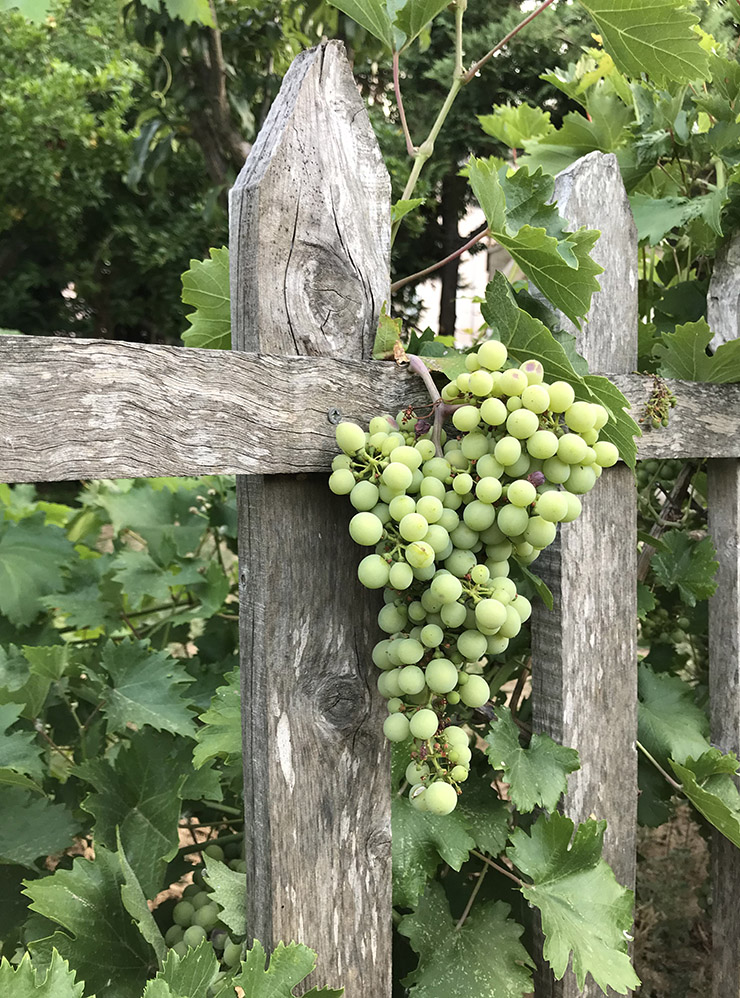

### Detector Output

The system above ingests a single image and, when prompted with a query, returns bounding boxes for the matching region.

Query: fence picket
[229,41,392,994]
[531,152,639,998]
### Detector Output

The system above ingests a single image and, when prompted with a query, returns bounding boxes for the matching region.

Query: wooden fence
[1,39,740,997]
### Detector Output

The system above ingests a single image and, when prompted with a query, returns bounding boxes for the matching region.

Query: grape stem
[636,740,681,791]
[455,861,489,930]
[406,353,461,457]
[471,849,523,887]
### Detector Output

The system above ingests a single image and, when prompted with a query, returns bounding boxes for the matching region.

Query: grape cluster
[330,341,618,815]
[163,844,246,972]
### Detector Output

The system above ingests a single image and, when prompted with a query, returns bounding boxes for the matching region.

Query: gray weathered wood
[531,152,638,998]
[708,232,740,351]
[3,336,740,483]
[230,41,392,995]
[707,242,740,997]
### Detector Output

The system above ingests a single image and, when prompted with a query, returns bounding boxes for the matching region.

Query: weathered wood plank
[530,152,638,998]
[230,41,392,996]
[707,241,740,997]
[2,336,740,483]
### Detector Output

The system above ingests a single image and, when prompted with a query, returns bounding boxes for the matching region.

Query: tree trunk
[438,173,466,337]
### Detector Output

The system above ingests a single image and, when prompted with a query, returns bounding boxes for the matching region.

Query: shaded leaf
[0,701,44,780]
[181,247,231,350]
[651,531,718,607]
[637,664,709,770]
[193,669,241,768]
[147,940,220,997]
[391,198,425,225]
[0,515,74,626]
[203,856,246,936]
[394,0,449,50]
[0,951,84,998]
[117,829,167,967]
[0,788,78,869]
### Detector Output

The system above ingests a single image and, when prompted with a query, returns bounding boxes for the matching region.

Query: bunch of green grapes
[329,341,618,815]
[163,844,246,972]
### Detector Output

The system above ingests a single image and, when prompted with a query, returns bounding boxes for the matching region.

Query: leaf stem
[462,0,558,84]
[393,50,416,158]
[456,861,489,930]
[200,799,243,816]
[391,225,490,293]
[471,849,523,887]
[636,740,681,791]
[454,0,466,78]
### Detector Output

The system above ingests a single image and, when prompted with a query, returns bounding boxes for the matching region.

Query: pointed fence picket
[1,38,740,998]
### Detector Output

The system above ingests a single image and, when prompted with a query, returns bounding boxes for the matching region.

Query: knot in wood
[316,676,367,730]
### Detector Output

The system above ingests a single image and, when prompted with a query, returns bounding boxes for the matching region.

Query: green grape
[387,697,403,713]
[332,454,353,471]
[582,428,598,445]
[470,563,490,585]
[378,603,407,633]
[527,430,559,460]
[389,494,416,521]
[452,405,482,432]
[399,512,429,542]
[390,445,423,470]
[564,401,597,433]
[480,396,507,426]
[457,629,487,661]
[425,658,458,694]
[383,713,411,741]
[382,432,405,455]
[192,890,212,910]
[465,352,481,372]
[542,456,571,484]
[349,481,379,511]
[349,511,384,546]
[409,469,424,493]
[173,901,195,927]
[424,781,458,815]
[480,521,505,544]
[477,340,508,371]
[499,605,523,639]
[368,432,388,451]
[459,675,490,708]
[416,495,443,523]
[336,422,366,454]
[524,515,557,548]
[423,457,452,481]
[371,502,391,526]
[566,464,597,494]
[461,433,489,461]
[583,446,597,466]
[378,670,402,699]
[499,369,527,396]
[172,941,188,958]
[507,480,536,507]
[511,594,532,622]
[496,505,529,537]
[398,665,426,694]
[520,359,544,384]
[494,436,521,466]
[382,462,413,492]
[409,709,439,740]
[182,883,200,900]
[535,491,569,523]
[193,903,220,931]
[358,555,390,589]
[410,785,428,811]
[165,924,184,947]
[445,548,477,577]
[372,640,393,670]
[547,381,575,412]
[183,925,208,948]
[442,382,460,401]
[506,395,522,412]
[443,489,463,510]
[328,469,356,495]
[223,941,242,968]
[389,560,414,590]
[469,369,494,396]
[421,588,444,614]
[557,434,588,465]
[406,761,430,785]
[405,541,435,569]
[450,765,469,782]
[453,472,474,496]
[369,415,394,435]
[421,624,444,647]
[408,600,427,623]
[521,384,550,413]
[416,438,437,462]
[486,541,511,561]
[444,725,469,748]
[430,573,463,604]
[438,508,460,532]
[441,600,467,627]
[486,634,509,655]
[561,492,582,522]
[475,477,501,504]
[449,523,479,550]
[475,598,507,630]
[507,453,531,478]
[420,476,446,501]
[449,743,472,764]
[592,404,609,430]
[398,640,425,665]
[447,691,461,704]
[593,441,619,467]
[506,409,539,439]
[424,524,451,554]
[463,501,496,532]
[446,448,468,469]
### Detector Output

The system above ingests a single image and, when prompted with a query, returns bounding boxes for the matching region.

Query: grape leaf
[655,318,740,383]
[478,103,554,150]
[453,772,510,857]
[98,639,196,737]
[0,702,44,780]
[372,308,403,360]
[162,0,214,25]
[576,0,709,86]
[651,531,718,607]
[25,848,154,998]
[398,881,533,998]
[391,198,425,225]
[485,706,580,813]
[507,812,640,993]
[231,939,344,997]
[0,788,78,869]
[0,643,64,718]
[393,0,449,50]
[117,829,167,966]
[0,0,51,21]
[181,247,231,350]
[97,480,206,563]
[77,730,187,897]
[193,669,241,768]
[0,951,84,998]
[111,549,203,609]
[0,515,74,626]
[671,750,740,848]
[468,158,602,326]
[637,664,710,770]
[391,796,475,908]
[203,856,246,936]
[39,583,114,632]
[630,191,727,244]
[146,940,221,998]
[636,582,656,619]
[325,0,393,50]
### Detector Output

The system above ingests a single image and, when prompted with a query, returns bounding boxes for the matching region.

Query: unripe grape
[389,560,414,590]
[423,523,451,554]
[389,494,416,521]
[424,781,458,815]
[415,495,443,523]
[382,462,413,493]
[445,548,477,577]
[416,438,436,461]
[441,382,460,401]
[567,464,597,494]
[398,639,425,665]
[430,572,463,604]
[350,481,379,511]
[410,785,428,811]
[421,624,444,648]
[329,469,356,495]
[369,415,394,435]
[485,559,510,578]
[507,453,531,477]
[475,598,507,630]
[496,505,529,537]
[506,396,522,412]
[592,404,609,430]
[520,359,544,384]
[192,890,212,910]
[172,941,188,958]
[405,541,435,569]
[173,901,195,927]
[336,422,366,454]
[542,456,571,484]
[444,725,469,748]
[358,554,390,589]
[463,501,496,532]
[383,713,410,742]
[165,924,184,946]
[507,480,537,507]
[527,430,559,460]
[486,633,509,655]
[441,600,467,627]
[478,340,508,371]
[499,605,523,639]
[450,523,479,550]
[457,629,487,661]
[399,512,429,542]
[453,473,474,496]
[406,761,430,785]
[470,563,490,585]
[557,434,588,465]
[387,697,404,713]
[593,441,619,467]
[443,489,462,510]
[425,658,458,694]
[524,515,557,549]
[535,490,569,523]
[461,433,489,461]
[547,381,575,412]
[456,372,471,392]
[449,744,472,764]
[494,436,521,467]
[450,765,469,782]
[480,397,507,426]
[469,369,494,396]
[459,674,490,708]
[506,409,539,439]
[561,491,582,522]
[486,541,512,561]
[409,709,439,740]
[223,942,242,968]
[499,369,527,396]
[511,594,532,622]
[564,401,596,433]
[398,665,426,694]
[183,925,208,948]
[521,384,550,414]
[372,640,393,670]
[447,691,461,704]
[349,511,384,546]
[423,457,452,481]
[332,453,353,471]
[390,445,423,470]
[378,669,402,699]
[193,902,219,931]
[420,478,446,503]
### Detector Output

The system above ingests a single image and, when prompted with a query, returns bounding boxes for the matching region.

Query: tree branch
[463,0,558,84]
[391,225,489,293]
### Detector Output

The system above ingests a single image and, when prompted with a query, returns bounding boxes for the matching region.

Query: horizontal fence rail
[1,335,740,482]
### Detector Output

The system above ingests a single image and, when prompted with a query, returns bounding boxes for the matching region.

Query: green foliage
[655,319,740,383]
[671,751,740,849]
[0,950,84,998]
[203,857,247,936]
[181,248,232,351]
[651,531,718,607]
[231,940,344,998]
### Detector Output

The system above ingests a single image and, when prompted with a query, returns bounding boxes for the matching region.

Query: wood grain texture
[530,152,638,998]
[707,243,740,997]
[230,41,392,996]
[3,337,740,484]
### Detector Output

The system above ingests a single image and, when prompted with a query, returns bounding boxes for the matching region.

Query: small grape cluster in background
[330,341,618,815]
[163,843,246,971]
